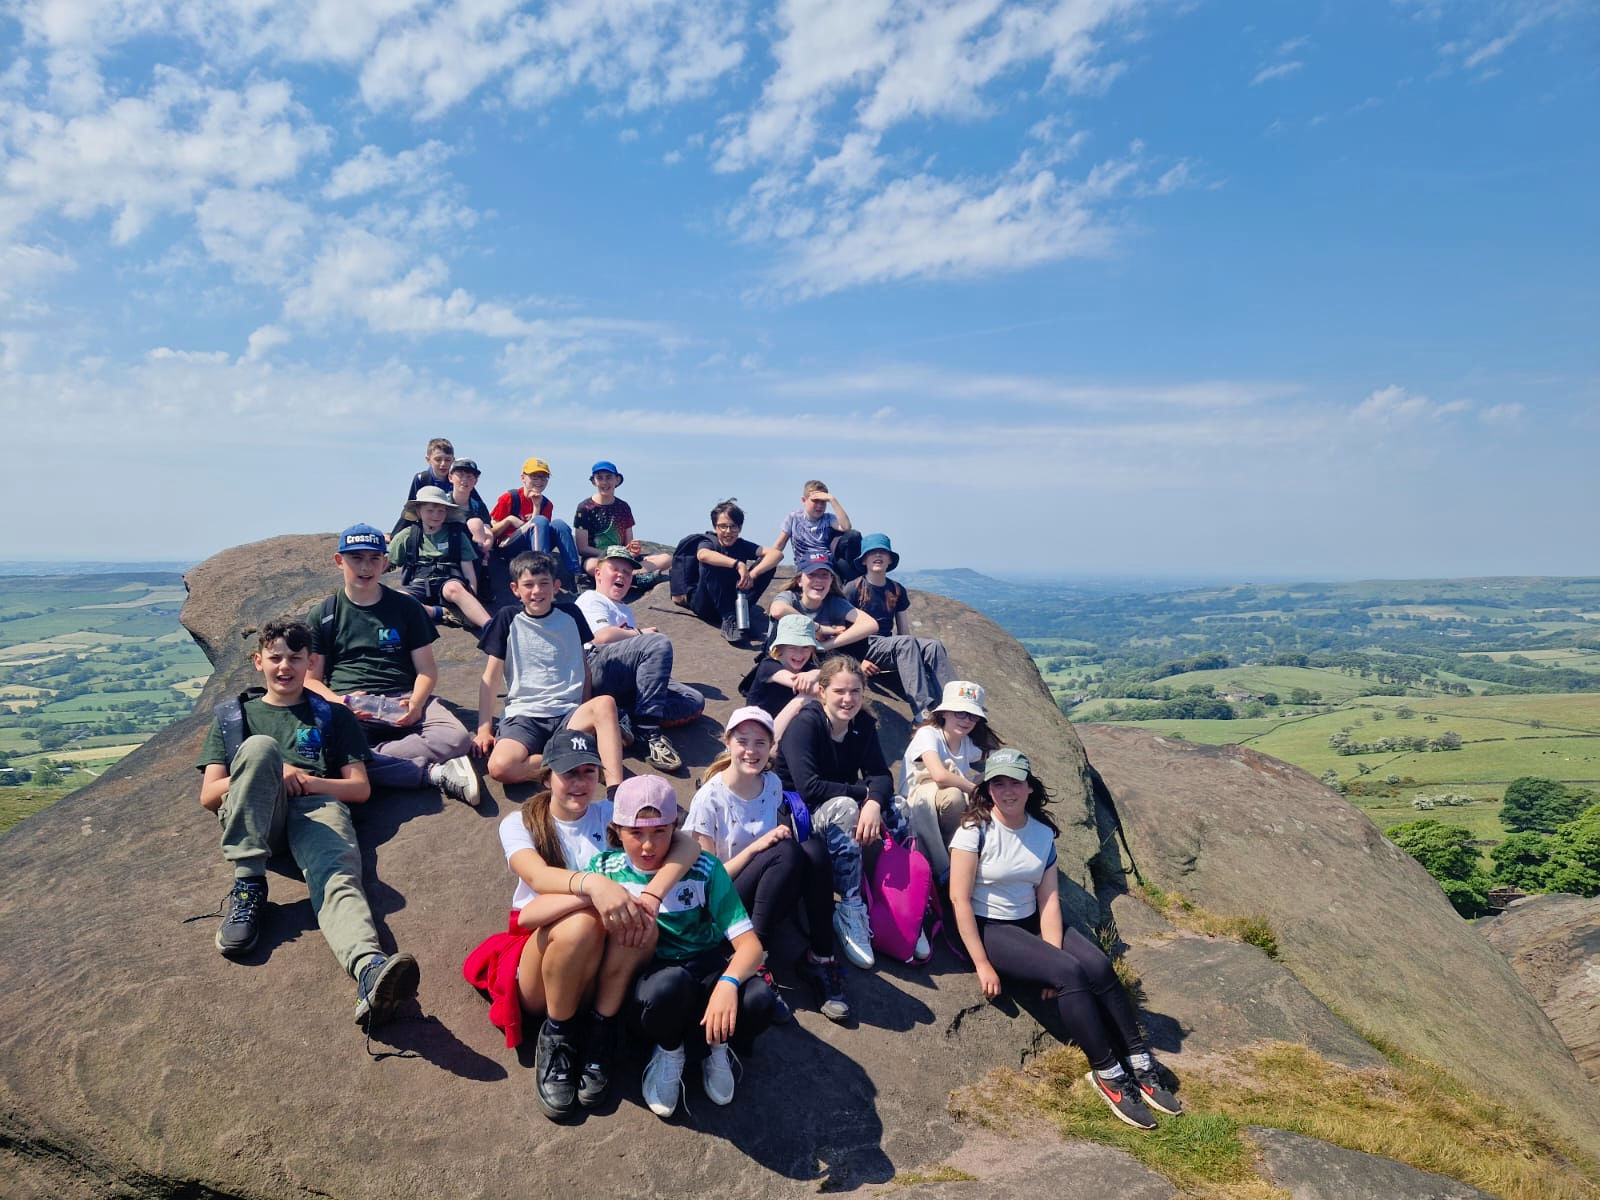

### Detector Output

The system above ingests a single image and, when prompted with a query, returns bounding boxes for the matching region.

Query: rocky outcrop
[0,534,1104,1200]
[1248,1127,1502,1200]
[0,535,1584,1198]
[1478,892,1600,1085]
[1078,723,1600,1153]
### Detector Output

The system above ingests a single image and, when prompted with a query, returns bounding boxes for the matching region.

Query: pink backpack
[864,834,934,963]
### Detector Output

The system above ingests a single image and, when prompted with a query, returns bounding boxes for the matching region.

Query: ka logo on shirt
[377,627,402,650]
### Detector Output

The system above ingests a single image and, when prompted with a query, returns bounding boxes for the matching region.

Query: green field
[0,573,209,808]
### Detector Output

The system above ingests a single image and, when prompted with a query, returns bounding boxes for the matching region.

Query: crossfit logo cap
[337,524,387,554]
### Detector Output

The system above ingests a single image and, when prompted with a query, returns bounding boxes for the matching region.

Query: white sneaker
[702,1043,738,1106]
[833,896,875,970]
[435,755,481,808]
[641,1044,686,1118]
[913,929,931,962]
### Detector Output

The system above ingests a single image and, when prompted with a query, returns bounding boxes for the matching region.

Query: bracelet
[717,974,740,988]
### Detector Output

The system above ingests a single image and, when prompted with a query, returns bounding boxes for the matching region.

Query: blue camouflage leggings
[811,795,912,901]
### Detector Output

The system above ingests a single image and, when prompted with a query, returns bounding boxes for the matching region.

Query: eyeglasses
[713,523,741,532]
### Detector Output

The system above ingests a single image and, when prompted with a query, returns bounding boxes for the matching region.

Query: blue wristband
[717,974,740,988]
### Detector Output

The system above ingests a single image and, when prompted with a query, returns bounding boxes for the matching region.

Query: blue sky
[3,0,1595,578]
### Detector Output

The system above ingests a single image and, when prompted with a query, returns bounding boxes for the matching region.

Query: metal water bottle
[735,591,752,633]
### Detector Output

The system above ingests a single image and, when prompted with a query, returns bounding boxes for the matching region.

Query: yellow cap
[521,457,551,476]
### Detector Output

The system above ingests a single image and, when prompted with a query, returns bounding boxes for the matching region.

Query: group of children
[193,440,1180,1132]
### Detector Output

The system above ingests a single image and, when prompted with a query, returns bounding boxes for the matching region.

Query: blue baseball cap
[589,460,624,485]
[337,524,387,554]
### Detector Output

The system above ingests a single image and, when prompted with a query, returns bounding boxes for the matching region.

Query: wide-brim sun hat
[935,680,987,718]
[589,460,624,485]
[403,486,463,522]
[772,613,820,649]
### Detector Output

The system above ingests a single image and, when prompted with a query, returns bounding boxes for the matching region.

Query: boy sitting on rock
[196,618,419,1031]
[766,478,863,582]
[575,545,704,772]
[387,486,492,630]
[305,524,481,808]
[573,460,671,581]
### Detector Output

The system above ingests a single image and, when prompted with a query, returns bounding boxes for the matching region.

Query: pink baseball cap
[612,775,679,828]
[724,706,776,737]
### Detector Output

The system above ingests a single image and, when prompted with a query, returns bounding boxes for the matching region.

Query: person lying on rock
[461,730,697,1121]
[947,749,1183,1132]
[196,618,419,1033]
[589,776,775,1120]
[303,523,481,809]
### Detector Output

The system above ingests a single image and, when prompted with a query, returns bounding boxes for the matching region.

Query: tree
[1432,730,1463,751]
[1490,832,1552,890]
[33,762,64,786]
[1501,776,1583,834]
[1541,804,1600,897]
[1384,819,1490,917]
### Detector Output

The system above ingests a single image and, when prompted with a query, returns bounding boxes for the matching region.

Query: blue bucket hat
[855,532,899,571]
[337,524,387,554]
[589,460,624,485]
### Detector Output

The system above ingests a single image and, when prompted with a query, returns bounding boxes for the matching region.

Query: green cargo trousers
[217,735,382,978]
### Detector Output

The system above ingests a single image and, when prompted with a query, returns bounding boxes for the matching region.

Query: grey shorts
[498,711,575,755]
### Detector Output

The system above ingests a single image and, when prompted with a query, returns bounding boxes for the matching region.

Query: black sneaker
[577,1016,618,1109]
[216,878,266,957]
[535,1019,579,1120]
[353,952,420,1029]
[1086,1069,1157,1130]
[720,614,743,644]
[803,955,851,1023]
[1133,1065,1183,1115]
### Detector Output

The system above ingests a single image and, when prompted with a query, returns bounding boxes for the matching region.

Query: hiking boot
[1133,1065,1183,1116]
[757,963,792,1024]
[534,1019,579,1120]
[577,1016,618,1109]
[832,896,875,969]
[353,952,420,1029]
[435,755,481,808]
[216,877,266,957]
[644,730,682,772]
[702,1043,738,1106]
[803,955,851,1023]
[641,1044,687,1118]
[1086,1069,1157,1130]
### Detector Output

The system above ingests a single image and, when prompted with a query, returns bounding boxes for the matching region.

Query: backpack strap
[1087,764,1143,885]
[214,686,268,762]
[315,593,339,678]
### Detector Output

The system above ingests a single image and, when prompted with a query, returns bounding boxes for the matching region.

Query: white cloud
[1250,61,1303,86]
[1,69,329,244]
[193,188,315,284]
[1352,384,1474,425]
[241,323,291,362]
[324,140,454,200]
[0,242,75,298]
[1482,402,1524,425]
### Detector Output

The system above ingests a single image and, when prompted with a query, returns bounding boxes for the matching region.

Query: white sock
[1128,1052,1153,1073]
[426,764,443,784]
[1097,1062,1127,1080]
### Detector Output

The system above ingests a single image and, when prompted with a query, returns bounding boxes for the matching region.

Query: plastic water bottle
[346,694,409,723]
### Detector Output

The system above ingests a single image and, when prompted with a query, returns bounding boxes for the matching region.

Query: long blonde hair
[519,765,566,866]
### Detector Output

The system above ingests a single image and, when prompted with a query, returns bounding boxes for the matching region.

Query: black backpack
[396,523,472,585]
[214,687,337,763]
[669,531,713,600]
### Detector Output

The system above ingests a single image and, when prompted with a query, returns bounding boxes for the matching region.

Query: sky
[2,0,1596,580]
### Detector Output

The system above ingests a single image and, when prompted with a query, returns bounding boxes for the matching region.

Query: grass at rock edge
[949,1040,1600,1200]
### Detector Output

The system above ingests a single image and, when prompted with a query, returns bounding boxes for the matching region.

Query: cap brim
[984,765,1029,782]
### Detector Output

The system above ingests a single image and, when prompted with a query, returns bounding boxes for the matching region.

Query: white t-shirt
[684,772,785,861]
[575,591,636,642]
[900,725,980,790]
[498,800,614,911]
[948,815,1057,921]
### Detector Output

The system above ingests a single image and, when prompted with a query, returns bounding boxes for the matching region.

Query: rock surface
[1249,1127,1502,1200]
[1477,892,1600,1085]
[0,534,1102,1200]
[1078,723,1600,1153]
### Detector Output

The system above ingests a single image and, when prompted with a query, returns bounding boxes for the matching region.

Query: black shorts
[402,569,466,606]
[498,711,575,755]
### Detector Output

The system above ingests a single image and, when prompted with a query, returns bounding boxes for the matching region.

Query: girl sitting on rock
[687,706,841,1025]
[948,748,1182,1132]
[900,680,1002,884]
[460,729,695,1121]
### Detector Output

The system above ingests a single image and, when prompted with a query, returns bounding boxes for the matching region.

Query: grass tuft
[952,1041,1600,1200]
[892,1165,978,1186]
[1138,883,1279,957]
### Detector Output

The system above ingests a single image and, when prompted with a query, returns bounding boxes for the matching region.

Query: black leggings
[735,837,836,960]
[977,914,1146,1072]
[632,953,776,1054]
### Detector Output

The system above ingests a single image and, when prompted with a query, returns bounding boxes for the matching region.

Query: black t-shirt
[747,658,796,718]
[308,587,437,695]
[701,535,762,574]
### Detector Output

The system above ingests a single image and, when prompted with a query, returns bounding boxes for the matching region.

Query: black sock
[544,1015,568,1037]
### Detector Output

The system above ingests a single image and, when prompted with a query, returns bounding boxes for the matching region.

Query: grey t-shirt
[477,602,593,719]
